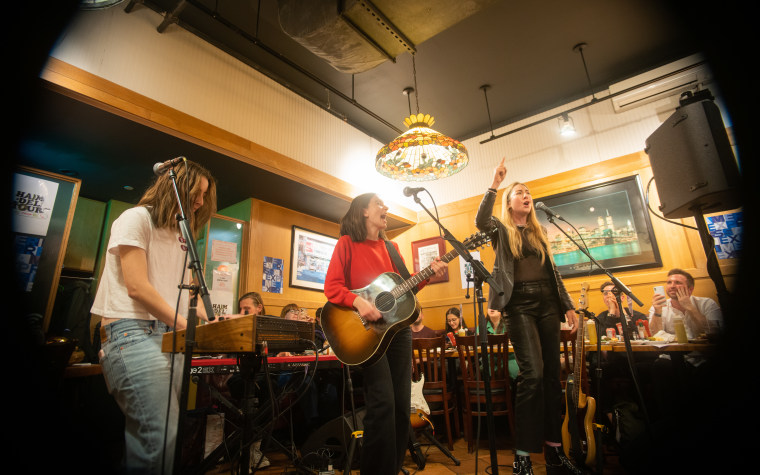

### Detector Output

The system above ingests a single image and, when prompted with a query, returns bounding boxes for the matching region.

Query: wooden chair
[455,333,515,452]
[411,336,460,450]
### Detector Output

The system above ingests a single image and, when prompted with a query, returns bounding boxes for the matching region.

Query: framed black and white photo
[289,226,338,291]
[535,175,662,278]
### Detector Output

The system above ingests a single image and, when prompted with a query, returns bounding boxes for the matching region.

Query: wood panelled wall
[240,199,340,319]
[46,58,737,330]
[239,151,736,332]
[386,151,737,331]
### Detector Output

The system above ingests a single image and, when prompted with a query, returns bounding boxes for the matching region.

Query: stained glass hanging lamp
[375,59,469,181]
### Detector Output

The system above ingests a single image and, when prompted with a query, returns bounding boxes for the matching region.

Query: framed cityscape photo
[535,175,662,278]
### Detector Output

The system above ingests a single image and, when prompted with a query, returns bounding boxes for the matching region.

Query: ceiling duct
[276,0,498,74]
[609,53,713,112]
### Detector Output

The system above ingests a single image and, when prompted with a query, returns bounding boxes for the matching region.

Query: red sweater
[324,235,427,308]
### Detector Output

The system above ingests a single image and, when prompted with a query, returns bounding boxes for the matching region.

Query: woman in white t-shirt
[91,160,216,474]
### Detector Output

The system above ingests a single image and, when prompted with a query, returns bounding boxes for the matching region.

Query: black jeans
[505,281,563,453]
[360,327,412,474]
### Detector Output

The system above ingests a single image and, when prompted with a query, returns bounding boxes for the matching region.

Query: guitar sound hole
[375,292,395,313]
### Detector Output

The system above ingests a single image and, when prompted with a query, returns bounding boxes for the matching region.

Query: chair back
[412,336,448,391]
[455,332,514,451]
[560,328,574,388]
[411,334,460,450]
[455,333,510,388]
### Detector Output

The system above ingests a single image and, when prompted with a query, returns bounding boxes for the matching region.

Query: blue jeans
[100,319,184,475]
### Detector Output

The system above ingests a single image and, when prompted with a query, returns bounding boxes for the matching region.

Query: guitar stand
[412,423,460,466]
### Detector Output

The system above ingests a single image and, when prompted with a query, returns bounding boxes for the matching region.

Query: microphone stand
[165,167,216,475]
[542,214,653,443]
[410,191,503,473]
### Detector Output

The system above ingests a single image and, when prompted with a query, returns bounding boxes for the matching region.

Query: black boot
[513,454,534,475]
[544,445,585,475]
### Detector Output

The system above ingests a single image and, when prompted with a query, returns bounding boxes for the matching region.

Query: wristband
[653,312,662,317]
[488,188,497,193]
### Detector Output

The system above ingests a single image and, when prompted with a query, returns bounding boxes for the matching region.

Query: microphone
[535,201,562,220]
[152,156,186,176]
[403,186,426,197]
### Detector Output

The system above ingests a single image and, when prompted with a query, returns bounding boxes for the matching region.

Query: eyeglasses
[601,290,615,294]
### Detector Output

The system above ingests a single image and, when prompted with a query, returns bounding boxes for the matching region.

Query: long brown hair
[339,192,387,242]
[137,160,217,234]
[500,182,551,264]
[239,291,266,315]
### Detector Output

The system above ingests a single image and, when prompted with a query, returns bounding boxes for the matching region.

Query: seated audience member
[648,268,723,339]
[280,303,301,320]
[444,306,471,335]
[220,291,266,319]
[278,304,335,436]
[647,269,722,424]
[487,308,518,379]
[411,310,438,339]
[588,285,655,421]
[486,308,507,334]
[210,291,270,468]
[597,281,648,338]
[313,307,328,350]
[278,304,309,356]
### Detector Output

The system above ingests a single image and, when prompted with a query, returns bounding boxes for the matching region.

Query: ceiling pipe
[130,0,403,135]
[479,61,708,145]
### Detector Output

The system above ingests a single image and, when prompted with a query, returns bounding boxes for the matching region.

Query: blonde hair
[137,160,217,234]
[500,182,551,264]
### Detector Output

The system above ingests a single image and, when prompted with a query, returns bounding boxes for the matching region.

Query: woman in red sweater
[324,193,446,474]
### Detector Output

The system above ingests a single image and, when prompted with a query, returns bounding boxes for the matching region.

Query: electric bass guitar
[561,282,596,468]
[321,232,490,366]
[410,374,432,429]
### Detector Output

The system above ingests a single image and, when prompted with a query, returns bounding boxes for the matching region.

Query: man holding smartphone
[648,268,722,339]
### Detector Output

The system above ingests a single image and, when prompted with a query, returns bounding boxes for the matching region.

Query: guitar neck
[391,248,460,299]
[573,309,587,396]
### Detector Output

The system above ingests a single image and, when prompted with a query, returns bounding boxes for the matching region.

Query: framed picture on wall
[289,226,338,291]
[535,175,662,278]
[411,236,449,284]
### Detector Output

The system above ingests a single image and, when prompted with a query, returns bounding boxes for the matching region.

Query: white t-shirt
[648,295,722,339]
[91,206,190,321]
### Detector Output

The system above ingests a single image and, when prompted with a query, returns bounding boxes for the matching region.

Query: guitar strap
[384,240,419,294]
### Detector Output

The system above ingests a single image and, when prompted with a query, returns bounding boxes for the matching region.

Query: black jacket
[476,191,574,320]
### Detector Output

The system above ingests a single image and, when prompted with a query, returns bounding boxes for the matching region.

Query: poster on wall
[262,256,284,294]
[12,173,60,292]
[210,264,235,318]
[12,174,59,236]
[706,211,742,259]
[412,236,449,284]
[14,235,44,292]
[458,251,481,289]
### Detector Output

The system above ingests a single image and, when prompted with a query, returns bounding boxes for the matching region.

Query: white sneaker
[250,441,270,469]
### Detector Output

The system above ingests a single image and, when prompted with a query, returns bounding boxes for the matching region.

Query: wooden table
[584,340,716,353]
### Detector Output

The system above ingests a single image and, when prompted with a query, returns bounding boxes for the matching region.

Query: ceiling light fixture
[375,56,469,181]
[558,113,576,136]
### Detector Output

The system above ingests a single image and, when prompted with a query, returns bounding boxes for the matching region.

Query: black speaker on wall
[645,89,741,219]
[299,407,366,471]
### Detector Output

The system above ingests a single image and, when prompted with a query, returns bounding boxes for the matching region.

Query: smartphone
[653,285,665,296]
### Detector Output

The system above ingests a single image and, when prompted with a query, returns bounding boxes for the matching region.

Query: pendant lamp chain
[412,55,420,114]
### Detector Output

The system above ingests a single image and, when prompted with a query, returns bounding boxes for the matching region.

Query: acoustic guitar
[561,282,597,468]
[321,232,490,366]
